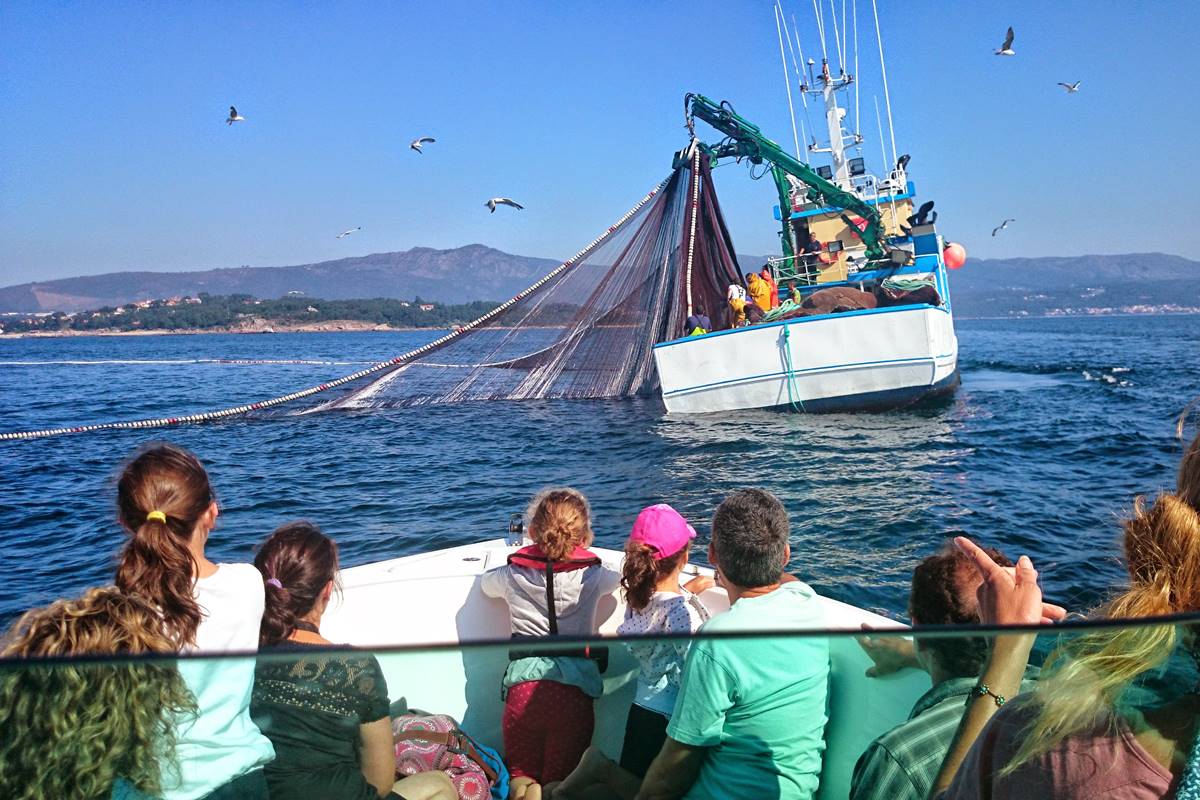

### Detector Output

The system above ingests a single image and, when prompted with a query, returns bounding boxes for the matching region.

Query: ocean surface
[2,315,1197,626]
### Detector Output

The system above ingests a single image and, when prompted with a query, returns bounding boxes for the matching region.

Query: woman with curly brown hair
[115,443,274,799]
[0,586,196,800]
[481,488,620,800]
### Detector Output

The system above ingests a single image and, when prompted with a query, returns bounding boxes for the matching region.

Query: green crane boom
[684,93,887,263]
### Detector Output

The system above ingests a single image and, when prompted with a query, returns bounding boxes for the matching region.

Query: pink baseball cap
[630,504,696,560]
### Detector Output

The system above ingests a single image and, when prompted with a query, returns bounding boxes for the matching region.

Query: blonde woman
[937,430,1200,798]
[0,587,197,800]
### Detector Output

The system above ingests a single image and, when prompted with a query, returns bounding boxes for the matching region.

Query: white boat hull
[654,304,958,414]
[321,539,929,800]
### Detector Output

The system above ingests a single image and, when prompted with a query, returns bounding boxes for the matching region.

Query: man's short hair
[711,489,789,588]
[909,544,1013,677]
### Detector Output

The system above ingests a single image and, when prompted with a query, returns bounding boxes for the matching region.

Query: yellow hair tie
[146,510,167,524]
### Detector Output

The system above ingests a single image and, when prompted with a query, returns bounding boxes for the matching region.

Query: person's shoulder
[201,562,263,595]
[585,563,621,591]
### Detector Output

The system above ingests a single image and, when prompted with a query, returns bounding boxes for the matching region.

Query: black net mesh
[310,151,740,411]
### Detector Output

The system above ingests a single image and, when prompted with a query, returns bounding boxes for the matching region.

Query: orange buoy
[943,241,967,269]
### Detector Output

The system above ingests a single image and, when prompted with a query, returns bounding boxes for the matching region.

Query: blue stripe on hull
[769,369,961,414]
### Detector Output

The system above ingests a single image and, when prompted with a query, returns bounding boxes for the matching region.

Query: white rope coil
[1,177,672,441]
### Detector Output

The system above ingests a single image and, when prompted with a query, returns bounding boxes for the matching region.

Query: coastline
[0,320,438,339]
[5,310,1200,339]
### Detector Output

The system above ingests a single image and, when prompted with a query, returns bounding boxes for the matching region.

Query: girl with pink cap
[614,504,714,778]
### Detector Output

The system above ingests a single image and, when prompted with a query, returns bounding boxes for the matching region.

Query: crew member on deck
[685,308,712,336]
[760,267,779,309]
[726,284,748,328]
[786,279,802,305]
[747,272,771,313]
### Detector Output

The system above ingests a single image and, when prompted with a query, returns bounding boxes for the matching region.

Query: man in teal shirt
[637,489,830,800]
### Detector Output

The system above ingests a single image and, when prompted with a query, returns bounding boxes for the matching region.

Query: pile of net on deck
[309,153,741,412]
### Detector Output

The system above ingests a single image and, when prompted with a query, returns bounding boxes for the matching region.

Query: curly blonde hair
[0,587,197,800]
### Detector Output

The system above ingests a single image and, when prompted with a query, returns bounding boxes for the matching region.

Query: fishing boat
[320,535,928,800]
[653,10,960,415]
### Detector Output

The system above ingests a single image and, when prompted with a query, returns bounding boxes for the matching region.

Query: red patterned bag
[393,712,499,800]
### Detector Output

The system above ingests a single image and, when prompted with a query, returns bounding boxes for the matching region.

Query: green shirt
[849,675,1039,800]
[666,581,829,800]
[251,645,392,800]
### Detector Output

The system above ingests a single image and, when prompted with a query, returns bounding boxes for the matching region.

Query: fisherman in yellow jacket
[746,272,771,312]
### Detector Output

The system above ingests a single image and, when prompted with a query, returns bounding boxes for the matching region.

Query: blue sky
[2,1,1197,285]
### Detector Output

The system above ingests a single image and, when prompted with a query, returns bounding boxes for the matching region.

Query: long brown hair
[622,541,688,612]
[115,443,214,649]
[527,487,593,561]
[0,587,196,800]
[1005,430,1200,773]
[254,521,339,646]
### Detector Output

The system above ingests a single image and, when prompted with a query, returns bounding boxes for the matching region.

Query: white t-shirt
[165,563,275,800]
[616,589,710,716]
[726,284,747,302]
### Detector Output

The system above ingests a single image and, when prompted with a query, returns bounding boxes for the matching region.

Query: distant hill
[4,248,1197,317]
[950,252,1200,317]
[0,245,561,314]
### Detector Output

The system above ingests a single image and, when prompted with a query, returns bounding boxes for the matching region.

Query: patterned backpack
[393,711,508,800]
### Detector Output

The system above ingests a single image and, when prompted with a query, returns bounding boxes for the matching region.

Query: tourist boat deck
[319,538,930,800]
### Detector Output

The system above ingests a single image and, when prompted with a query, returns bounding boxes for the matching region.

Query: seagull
[336,227,362,239]
[410,136,436,153]
[226,106,245,125]
[994,27,1015,56]
[1058,81,1082,93]
[486,198,524,213]
[991,218,1015,237]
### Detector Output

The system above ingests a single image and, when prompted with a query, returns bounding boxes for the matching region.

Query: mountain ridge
[3,248,1197,317]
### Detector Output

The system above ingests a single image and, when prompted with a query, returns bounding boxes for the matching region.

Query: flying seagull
[226,106,245,125]
[336,227,362,239]
[994,27,1015,56]
[486,198,524,213]
[991,218,1015,237]
[410,136,436,153]
[1058,81,1082,93]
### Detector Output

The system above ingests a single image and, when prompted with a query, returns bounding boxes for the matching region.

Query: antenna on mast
[870,0,899,170]
[827,0,844,73]
[775,2,803,158]
[811,0,829,62]
[780,8,811,155]
[852,0,860,136]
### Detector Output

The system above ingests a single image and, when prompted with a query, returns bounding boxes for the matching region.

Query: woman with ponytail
[250,522,455,800]
[481,488,620,800]
[938,429,1200,799]
[115,443,273,800]
[613,504,713,779]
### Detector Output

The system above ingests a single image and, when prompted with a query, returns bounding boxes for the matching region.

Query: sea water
[1,315,1197,624]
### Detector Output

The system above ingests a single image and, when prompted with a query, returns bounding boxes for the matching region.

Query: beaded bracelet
[973,682,1007,707]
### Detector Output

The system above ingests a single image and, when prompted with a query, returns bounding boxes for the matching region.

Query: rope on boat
[683,140,701,319]
[0,177,673,441]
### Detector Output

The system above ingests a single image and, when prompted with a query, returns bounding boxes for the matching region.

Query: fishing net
[309,149,741,411]
[1,149,741,440]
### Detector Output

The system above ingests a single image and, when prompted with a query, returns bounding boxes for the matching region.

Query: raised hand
[953,536,1067,625]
